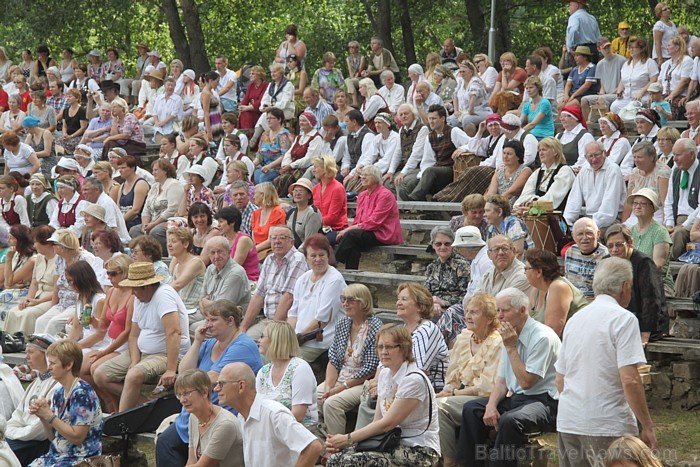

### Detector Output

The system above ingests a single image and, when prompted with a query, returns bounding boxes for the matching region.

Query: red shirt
[251,205,286,246]
[312,178,348,231]
[0,89,8,112]
[496,67,528,95]
[19,91,31,112]
[353,185,402,245]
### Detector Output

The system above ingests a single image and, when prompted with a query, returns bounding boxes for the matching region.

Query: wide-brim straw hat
[119,262,165,287]
[81,203,107,224]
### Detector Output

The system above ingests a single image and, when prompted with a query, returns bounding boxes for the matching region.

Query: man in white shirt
[152,77,183,139]
[680,99,700,146]
[564,141,626,231]
[390,104,428,194]
[94,262,190,411]
[479,114,538,168]
[377,70,405,114]
[81,176,131,244]
[217,362,321,467]
[215,54,238,112]
[402,105,469,201]
[664,138,700,259]
[340,109,376,186]
[520,54,557,107]
[556,257,656,465]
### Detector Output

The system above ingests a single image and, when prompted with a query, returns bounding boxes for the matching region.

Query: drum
[524,215,557,254]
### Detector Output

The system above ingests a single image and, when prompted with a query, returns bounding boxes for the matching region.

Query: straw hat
[119,262,165,287]
[288,178,314,196]
[82,203,107,224]
[626,188,659,211]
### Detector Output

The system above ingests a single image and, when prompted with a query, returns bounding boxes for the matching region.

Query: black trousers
[7,438,50,466]
[335,229,382,270]
[457,393,558,467]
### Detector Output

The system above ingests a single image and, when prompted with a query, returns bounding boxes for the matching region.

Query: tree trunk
[161,0,192,68]
[179,0,210,74]
[377,0,393,52]
[464,0,486,54]
[397,0,416,66]
[494,0,511,58]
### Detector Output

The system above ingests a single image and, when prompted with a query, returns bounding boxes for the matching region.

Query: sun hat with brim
[289,178,314,197]
[147,50,161,59]
[185,164,215,186]
[452,226,486,248]
[119,262,165,287]
[146,72,164,83]
[99,80,120,91]
[618,21,631,29]
[137,42,149,50]
[626,187,659,211]
[82,203,107,223]
[46,231,78,249]
[573,45,593,56]
[648,82,663,93]
[87,49,101,58]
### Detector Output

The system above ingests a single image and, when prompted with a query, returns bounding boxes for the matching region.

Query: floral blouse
[255,357,318,427]
[118,113,145,143]
[443,329,502,396]
[258,128,292,165]
[30,380,103,467]
[424,251,470,306]
[186,185,216,212]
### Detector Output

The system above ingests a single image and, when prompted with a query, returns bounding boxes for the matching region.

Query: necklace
[471,333,485,344]
[382,382,398,413]
[198,407,215,428]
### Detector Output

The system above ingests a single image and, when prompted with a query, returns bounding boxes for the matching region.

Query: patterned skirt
[327,445,439,467]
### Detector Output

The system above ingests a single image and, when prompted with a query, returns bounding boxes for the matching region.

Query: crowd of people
[0,1,688,465]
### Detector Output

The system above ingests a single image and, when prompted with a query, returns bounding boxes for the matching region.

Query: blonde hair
[461,193,486,214]
[167,227,194,252]
[54,229,80,250]
[473,53,492,67]
[538,137,566,165]
[313,155,338,178]
[228,160,249,179]
[47,339,83,376]
[375,324,414,363]
[342,284,374,315]
[359,78,377,96]
[264,320,299,359]
[605,435,663,467]
[92,161,114,176]
[270,63,285,75]
[255,182,280,207]
[104,253,134,276]
[466,293,499,335]
[499,52,518,67]
[396,282,434,320]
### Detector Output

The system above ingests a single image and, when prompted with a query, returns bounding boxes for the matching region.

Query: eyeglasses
[376,344,400,352]
[432,241,451,247]
[585,152,605,159]
[606,241,627,250]
[175,389,199,401]
[339,295,358,304]
[213,379,243,389]
[489,246,511,253]
[106,270,121,277]
[662,7,670,12]
[524,266,534,271]
[474,60,484,65]
[269,235,291,241]
[632,201,651,207]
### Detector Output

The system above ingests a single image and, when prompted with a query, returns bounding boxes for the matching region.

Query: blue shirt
[522,98,554,139]
[651,101,671,127]
[568,63,599,97]
[566,9,602,50]
[174,333,263,443]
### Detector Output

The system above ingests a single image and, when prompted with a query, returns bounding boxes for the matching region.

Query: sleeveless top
[27,193,56,228]
[105,288,131,340]
[0,197,21,226]
[497,165,528,207]
[535,164,569,211]
[429,126,456,167]
[556,130,590,166]
[57,195,83,227]
[232,232,260,281]
[119,178,147,230]
[172,257,204,309]
[347,126,372,168]
[531,277,588,326]
[59,60,74,83]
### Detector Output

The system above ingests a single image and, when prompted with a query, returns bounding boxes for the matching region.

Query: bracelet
[347,433,355,446]
[343,382,350,390]
[47,415,57,425]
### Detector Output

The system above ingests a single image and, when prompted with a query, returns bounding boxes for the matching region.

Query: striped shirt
[412,321,449,391]
[255,247,309,320]
[564,243,608,299]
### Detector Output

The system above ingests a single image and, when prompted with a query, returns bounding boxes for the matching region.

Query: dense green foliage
[1,0,697,77]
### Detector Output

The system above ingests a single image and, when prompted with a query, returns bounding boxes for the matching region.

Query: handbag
[0,331,25,353]
[355,371,433,453]
[75,455,121,467]
[617,100,642,122]
[297,327,323,345]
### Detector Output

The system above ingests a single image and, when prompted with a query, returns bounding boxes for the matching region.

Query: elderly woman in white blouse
[367,113,400,186]
[597,112,633,176]
[514,137,575,215]
[448,60,490,135]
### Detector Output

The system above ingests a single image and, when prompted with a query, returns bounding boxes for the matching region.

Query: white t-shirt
[218,69,238,102]
[377,361,440,455]
[556,294,646,436]
[132,283,190,357]
[76,293,109,351]
[652,20,678,59]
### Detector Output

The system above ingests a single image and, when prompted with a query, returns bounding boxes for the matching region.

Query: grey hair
[380,70,394,85]
[398,103,419,121]
[230,180,249,191]
[685,99,700,111]
[170,59,184,69]
[487,234,513,248]
[82,177,103,193]
[430,225,455,243]
[585,140,605,154]
[592,257,633,297]
[361,165,382,184]
[9,94,21,104]
[206,235,230,252]
[348,40,360,49]
[676,137,698,154]
[496,287,530,313]
[632,141,657,159]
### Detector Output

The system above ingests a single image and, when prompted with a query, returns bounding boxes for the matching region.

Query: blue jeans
[220,97,238,113]
[254,168,280,184]
[155,422,188,467]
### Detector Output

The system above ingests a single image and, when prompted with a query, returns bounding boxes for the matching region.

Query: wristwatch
[347,433,355,446]
[343,382,350,390]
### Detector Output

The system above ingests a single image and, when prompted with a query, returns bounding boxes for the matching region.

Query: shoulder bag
[355,371,433,453]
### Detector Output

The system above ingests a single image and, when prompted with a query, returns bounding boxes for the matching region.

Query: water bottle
[81,303,92,329]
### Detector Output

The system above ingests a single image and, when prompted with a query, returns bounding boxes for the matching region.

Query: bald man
[564,218,609,299]
[217,363,322,467]
[414,81,443,124]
